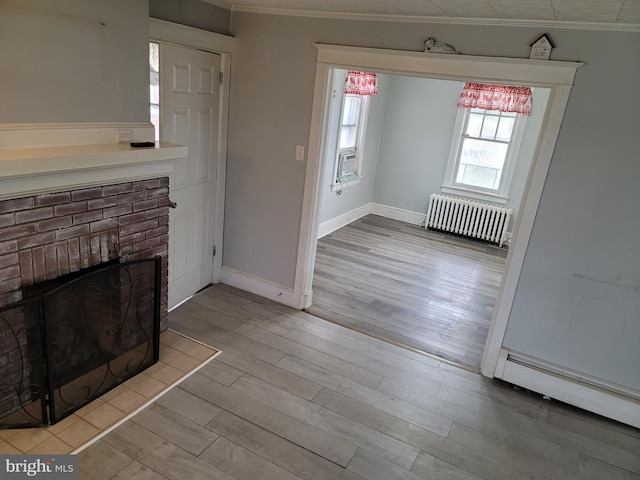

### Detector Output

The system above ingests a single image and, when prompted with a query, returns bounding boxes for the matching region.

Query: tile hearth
[0,330,218,455]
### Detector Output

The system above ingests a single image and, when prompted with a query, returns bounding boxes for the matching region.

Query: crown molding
[230,5,640,32]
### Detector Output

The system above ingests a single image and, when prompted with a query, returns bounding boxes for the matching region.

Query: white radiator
[426,194,512,247]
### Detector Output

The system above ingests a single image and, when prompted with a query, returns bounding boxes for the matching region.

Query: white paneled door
[160,43,221,309]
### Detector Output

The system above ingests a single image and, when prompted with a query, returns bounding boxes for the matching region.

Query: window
[149,42,160,142]
[330,69,377,190]
[444,106,526,203]
[333,93,369,187]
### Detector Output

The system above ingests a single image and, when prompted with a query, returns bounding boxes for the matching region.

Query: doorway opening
[306,69,549,371]
[295,44,581,377]
[149,19,234,312]
[149,38,222,310]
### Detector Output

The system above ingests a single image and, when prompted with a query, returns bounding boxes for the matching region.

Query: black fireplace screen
[0,257,160,428]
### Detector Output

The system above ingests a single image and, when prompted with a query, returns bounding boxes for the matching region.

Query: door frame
[149,18,234,285]
[294,44,582,378]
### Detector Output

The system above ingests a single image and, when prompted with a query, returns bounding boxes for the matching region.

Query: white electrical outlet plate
[295,145,305,161]
[116,129,133,143]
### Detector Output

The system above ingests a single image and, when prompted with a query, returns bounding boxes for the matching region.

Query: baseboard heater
[426,193,512,247]
[495,348,640,429]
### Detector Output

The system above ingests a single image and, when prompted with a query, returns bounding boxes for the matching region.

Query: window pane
[150,43,160,142]
[456,138,508,190]
[149,43,159,73]
[480,114,499,139]
[342,96,361,126]
[466,113,483,137]
[339,126,357,149]
[496,116,515,141]
[150,105,160,142]
[457,164,503,190]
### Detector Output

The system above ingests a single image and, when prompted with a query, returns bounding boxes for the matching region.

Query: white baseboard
[496,348,640,429]
[220,266,303,309]
[318,204,372,238]
[369,203,426,226]
[226,202,432,310]
[318,203,426,238]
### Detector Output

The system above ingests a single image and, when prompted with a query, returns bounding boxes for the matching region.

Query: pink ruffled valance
[458,82,532,115]
[345,70,378,96]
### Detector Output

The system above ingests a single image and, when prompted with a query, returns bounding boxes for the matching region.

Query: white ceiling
[205,0,640,27]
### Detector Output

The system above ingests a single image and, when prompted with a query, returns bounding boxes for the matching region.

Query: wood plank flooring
[307,214,508,370]
[78,284,640,480]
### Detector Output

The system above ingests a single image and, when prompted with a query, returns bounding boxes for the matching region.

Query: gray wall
[225,12,640,390]
[149,0,231,35]
[0,0,150,124]
[504,32,640,390]
[372,76,462,215]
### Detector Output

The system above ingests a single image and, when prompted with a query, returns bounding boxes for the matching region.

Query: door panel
[198,67,214,95]
[172,64,191,93]
[170,210,189,282]
[160,43,220,309]
[172,109,190,189]
[196,110,212,183]
[191,203,209,271]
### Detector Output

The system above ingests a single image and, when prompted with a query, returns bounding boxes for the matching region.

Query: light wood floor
[308,215,508,370]
[78,284,640,480]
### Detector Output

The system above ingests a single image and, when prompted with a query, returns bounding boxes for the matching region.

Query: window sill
[331,177,361,192]
[441,185,508,204]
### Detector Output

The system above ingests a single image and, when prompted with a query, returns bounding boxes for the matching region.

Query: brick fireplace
[0,123,187,427]
[0,178,171,328]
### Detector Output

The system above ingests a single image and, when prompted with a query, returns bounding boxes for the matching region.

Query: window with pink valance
[458,82,532,115]
[345,70,378,96]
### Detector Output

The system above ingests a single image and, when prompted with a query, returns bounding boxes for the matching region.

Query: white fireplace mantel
[0,123,186,200]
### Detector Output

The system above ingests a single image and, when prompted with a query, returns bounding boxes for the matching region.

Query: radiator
[425,194,512,247]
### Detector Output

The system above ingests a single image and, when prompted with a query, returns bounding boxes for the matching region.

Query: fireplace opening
[0,257,161,429]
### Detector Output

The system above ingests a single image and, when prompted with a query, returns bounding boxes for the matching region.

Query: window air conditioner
[338,152,357,178]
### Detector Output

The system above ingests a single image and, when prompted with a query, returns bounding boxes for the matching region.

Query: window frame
[443,105,527,204]
[331,92,370,191]
[149,42,160,142]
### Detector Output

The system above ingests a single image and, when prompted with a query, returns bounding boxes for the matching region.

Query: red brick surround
[0,178,170,329]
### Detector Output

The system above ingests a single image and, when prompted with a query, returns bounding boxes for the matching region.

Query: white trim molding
[318,203,426,238]
[314,44,582,87]
[496,348,640,429]
[296,43,582,390]
[369,203,426,226]
[221,266,302,308]
[149,18,235,54]
[440,185,509,204]
[318,203,371,238]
